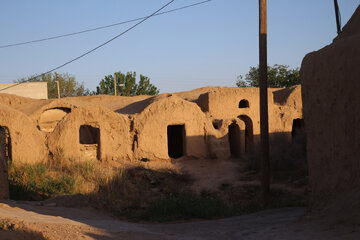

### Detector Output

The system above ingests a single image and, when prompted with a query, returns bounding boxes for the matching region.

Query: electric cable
[0,0,175,92]
[0,0,211,49]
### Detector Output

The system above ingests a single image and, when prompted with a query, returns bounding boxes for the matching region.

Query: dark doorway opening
[292,119,305,138]
[238,115,253,152]
[0,126,11,163]
[0,126,11,199]
[228,123,241,158]
[167,125,185,159]
[79,125,100,144]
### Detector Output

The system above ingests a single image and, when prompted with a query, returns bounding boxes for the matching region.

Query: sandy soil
[1,202,359,240]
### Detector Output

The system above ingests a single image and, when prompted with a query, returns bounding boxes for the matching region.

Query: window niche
[239,99,250,108]
[79,125,100,160]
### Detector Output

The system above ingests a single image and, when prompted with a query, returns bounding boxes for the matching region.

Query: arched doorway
[238,115,253,152]
[39,107,71,132]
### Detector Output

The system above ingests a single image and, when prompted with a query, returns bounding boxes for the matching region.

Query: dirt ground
[1,202,360,240]
[0,157,359,240]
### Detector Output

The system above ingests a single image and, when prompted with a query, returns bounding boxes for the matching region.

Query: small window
[239,99,250,108]
[212,120,220,130]
[79,125,100,144]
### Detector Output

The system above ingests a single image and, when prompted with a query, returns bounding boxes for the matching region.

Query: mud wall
[197,87,303,151]
[0,104,46,164]
[301,5,360,206]
[47,106,132,162]
[133,96,210,160]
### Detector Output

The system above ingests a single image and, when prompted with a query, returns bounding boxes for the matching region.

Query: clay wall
[196,87,303,152]
[46,106,132,162]
[0,104,46,164]
[300,5,360,206]
[0,82,48,99]
[133,95,210,160]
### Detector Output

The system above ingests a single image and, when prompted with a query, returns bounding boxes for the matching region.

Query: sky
[0,0,359,93]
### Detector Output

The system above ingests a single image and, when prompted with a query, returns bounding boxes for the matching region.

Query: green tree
[16,72,89,98]
[236,64,300,88]
[95,71,159,96]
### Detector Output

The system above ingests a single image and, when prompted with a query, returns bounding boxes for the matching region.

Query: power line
[0,0,211,49]
[0,0,176,92]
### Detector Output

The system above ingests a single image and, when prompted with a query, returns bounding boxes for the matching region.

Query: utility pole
[259,0,270,207]
[333,0,342,34]
[55,72,61,99]
[114,73,117,96]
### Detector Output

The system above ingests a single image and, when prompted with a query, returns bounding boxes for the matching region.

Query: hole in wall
[239,99,250,108]
[79,125,100,160]
[79,125,100,145]
[212,120,220,129]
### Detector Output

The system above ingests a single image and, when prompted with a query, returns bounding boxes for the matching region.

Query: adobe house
[0,103,47,199]
[0,85,304,199]
[196,86,303,156]
[133,95,210,160]
[301,5,360,214]
[0,103,46,164]
[46,106,132,162]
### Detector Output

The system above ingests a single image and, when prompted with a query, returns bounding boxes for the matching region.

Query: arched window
[239,99,250,108]
[39,107,71,132]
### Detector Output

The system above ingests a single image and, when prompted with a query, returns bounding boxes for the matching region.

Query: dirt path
[1,201,359,240]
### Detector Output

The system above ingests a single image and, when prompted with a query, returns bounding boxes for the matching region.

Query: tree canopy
[16,72,89,98]
[236,64,300,88]
[95,71,159,96]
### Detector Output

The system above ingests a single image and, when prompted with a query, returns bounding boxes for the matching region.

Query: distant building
[0,82,48,99]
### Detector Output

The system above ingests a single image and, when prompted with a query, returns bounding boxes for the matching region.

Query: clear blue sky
[1,1,359,93]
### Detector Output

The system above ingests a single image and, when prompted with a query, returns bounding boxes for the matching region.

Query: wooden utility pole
[259,0,270,207]
[55,72,60,99]
[114,73,117,96]
[333,0,342,34]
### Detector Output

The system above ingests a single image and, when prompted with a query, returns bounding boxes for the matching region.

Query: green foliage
[16,72,90,98]
[95,71,159,96]
[237,64,300,88]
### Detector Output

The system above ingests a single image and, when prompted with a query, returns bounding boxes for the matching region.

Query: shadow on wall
[163,117,305,162]
[273,86,296,105]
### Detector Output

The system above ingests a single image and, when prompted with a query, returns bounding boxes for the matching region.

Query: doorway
[167,125,185,159]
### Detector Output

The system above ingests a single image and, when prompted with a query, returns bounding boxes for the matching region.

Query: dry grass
[8,147,114,200]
